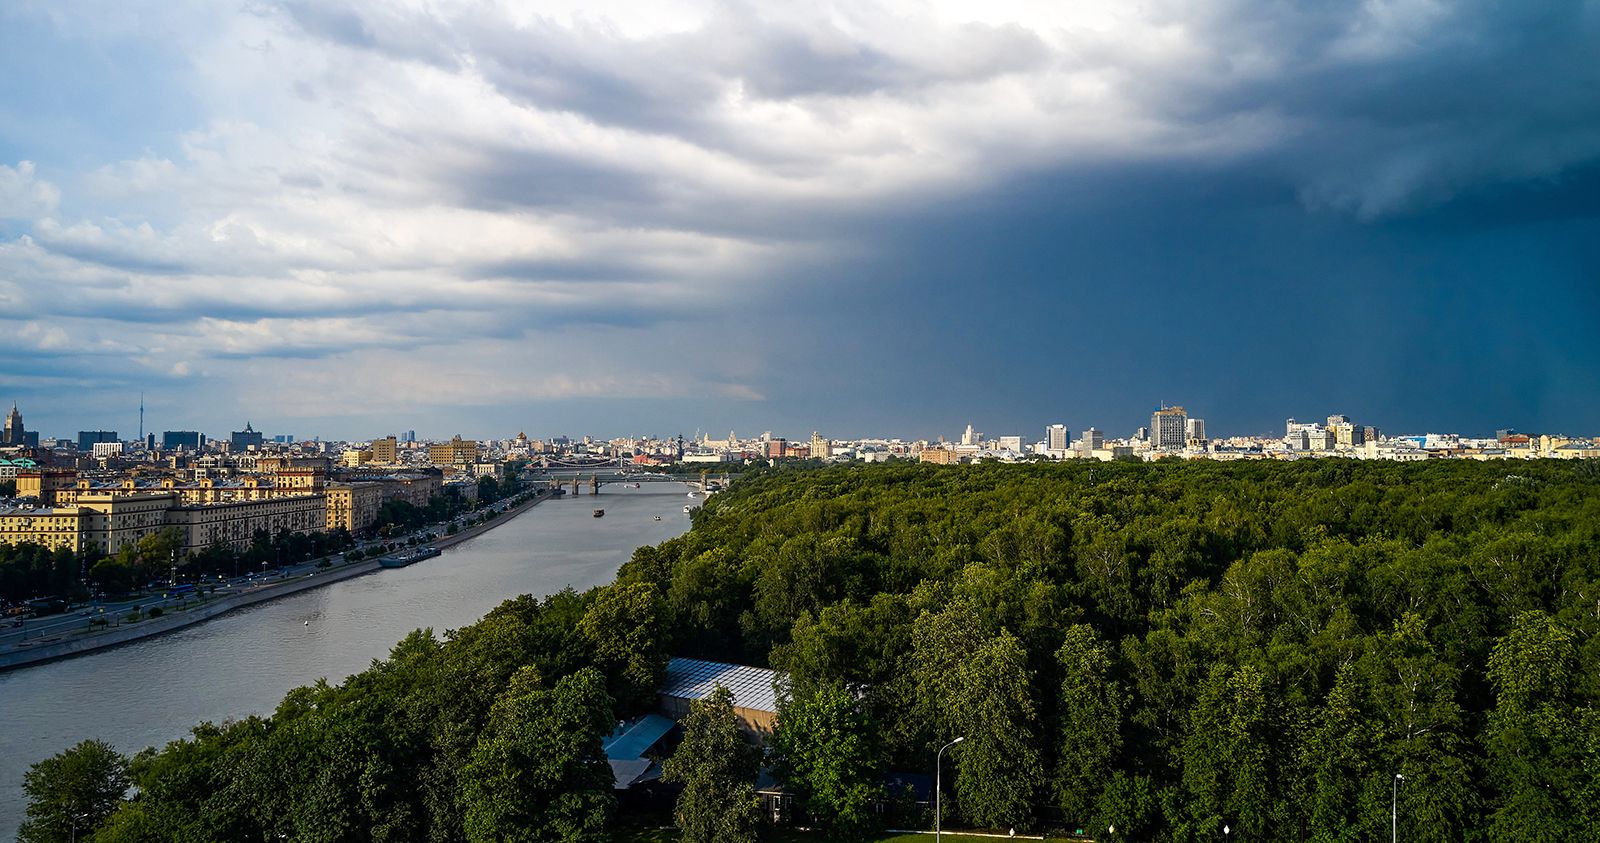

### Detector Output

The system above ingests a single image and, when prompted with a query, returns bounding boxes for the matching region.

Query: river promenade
[0,488,558,672]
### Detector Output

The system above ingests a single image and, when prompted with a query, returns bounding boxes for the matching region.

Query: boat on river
[593,509,605,518]
[380,546,440,569]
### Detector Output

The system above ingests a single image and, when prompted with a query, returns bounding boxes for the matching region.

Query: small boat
[683,505,696,513]
[593,509,605,518]
[654,515,662,521]
[687,491,699,498]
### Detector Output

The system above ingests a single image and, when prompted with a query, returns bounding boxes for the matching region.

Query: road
[0,501,526,651]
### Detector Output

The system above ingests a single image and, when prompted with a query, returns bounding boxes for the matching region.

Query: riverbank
[0,489,557,672]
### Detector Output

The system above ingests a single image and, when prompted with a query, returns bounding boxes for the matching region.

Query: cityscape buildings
[5,396,1600,559]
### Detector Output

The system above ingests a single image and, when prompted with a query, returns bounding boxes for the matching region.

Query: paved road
[0,508,518,652]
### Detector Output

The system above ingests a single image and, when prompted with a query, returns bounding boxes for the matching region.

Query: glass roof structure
[660,657,785,713]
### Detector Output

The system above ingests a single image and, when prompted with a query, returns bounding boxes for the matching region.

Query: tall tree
[1054,624,1126,826]
[1484,610,1595,841]
[951,631,1044,830]
[459,666,616,843]
[770,678,882,839]
[19,739,129,843]
[577,581,668,712]
[662,686,763,843]
[1181,664,1281,840]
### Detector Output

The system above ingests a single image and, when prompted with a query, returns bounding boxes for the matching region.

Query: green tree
[1181,664,1282,840]
[662,685,762,843]
[1363,613,1479,843]
[577,581,668,712]
[460,666,616,842]
[951,631,1043,830]
[1484,610,1595,841]
[770,679,882,838]
[19,739,130,843]
[1054,624,1126,826]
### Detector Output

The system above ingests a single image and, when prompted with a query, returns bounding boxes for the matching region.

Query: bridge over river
[522,461,731,495]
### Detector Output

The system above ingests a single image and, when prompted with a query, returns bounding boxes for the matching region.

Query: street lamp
[1393,773,1405,842]
[935,737,965,842]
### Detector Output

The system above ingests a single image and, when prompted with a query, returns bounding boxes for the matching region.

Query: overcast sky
[2,0,1597,443]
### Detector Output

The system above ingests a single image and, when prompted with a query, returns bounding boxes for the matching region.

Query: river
[0,483,694,839]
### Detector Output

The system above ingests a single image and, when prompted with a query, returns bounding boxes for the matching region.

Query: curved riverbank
[0,489,557,673]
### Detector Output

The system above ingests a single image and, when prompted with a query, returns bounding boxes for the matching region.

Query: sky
[1,0,1597,443]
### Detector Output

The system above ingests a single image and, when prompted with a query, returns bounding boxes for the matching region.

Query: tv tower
[139,392,145,442]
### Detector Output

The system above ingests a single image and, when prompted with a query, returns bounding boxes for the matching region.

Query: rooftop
[660,657,785,713]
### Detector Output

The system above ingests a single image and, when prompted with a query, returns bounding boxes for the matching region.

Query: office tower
[1084,427,1105,451]
[1186,418,1206,442]
[1151,406,1188,450]
[230,422,264,452]
[78,431,119,452]
[1047,424,1069,452]
[162,430,203,450]
[401,430,416,444]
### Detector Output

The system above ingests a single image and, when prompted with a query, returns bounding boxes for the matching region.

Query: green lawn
[616,829,1062,843]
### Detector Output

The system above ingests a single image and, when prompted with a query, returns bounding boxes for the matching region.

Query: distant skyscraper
[1151,406,1188,450]
[78,430,119,452]
[1185,418,1206,442]
[810,431,832,459]
[230,422,264,452]
[1047,424,1070,452]
[961,424,977,446]
[1084,428,1105,451]
[3,402,24,447]
[401,430,416,444]
[162,430,203,450]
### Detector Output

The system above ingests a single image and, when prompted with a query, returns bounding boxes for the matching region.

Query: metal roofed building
[602,713,677,791]
[659,657,786,736]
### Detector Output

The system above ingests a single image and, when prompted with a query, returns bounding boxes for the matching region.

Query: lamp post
[1393,773,1404,842]
[935,736,965,842]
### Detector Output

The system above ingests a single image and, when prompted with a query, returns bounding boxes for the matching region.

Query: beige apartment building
[1,491,328,557]
[427,436,478,466]
[324,481,388,533]
[370,436,398,464]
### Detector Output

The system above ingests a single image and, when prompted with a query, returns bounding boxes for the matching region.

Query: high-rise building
[371,435,398,464]
[960,424,977,446]
[810,432,832,459]
[1046,424,1070,452]
[78,431,119,452]
[162,430,204,450]
[1185,418,1206,442]
[401,430,416,444]
[1084,428,1105,451]
[1151,406,1188,450]
[230,422,264,452]
[3,402,24,447]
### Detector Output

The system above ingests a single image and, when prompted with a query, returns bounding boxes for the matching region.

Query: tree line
[20,459,1600,841]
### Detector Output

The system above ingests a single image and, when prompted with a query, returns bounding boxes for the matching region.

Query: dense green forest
[24,460,1600,842]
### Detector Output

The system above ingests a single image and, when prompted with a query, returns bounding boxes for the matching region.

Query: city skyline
[3,2,1598,441]
[0,393,1583,448]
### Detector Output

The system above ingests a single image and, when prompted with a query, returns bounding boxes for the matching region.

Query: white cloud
[0,161,60,220]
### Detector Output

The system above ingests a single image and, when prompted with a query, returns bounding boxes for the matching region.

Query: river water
[0,483,693,839]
